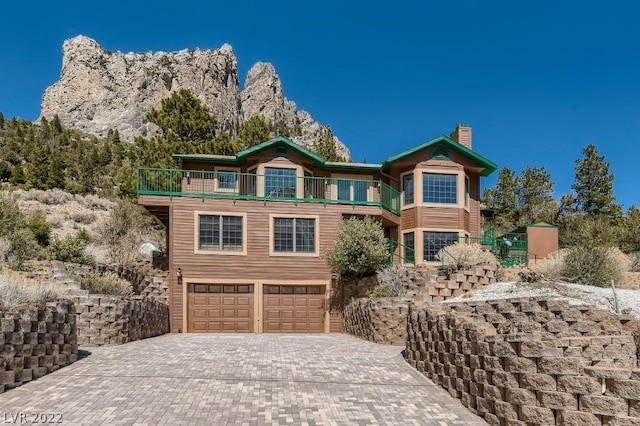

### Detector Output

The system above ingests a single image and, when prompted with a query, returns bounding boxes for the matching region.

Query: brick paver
[0,334,485,425]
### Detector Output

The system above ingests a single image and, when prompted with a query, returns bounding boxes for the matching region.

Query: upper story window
[430,147,450,160]
[265,167,297,198]
[273,217,316,254]
[423,173,457,204]
[217,170,238,190]
[402,173,414,205]
[337,179,368,202]
[465,175,470,208]
[198,214,244,252]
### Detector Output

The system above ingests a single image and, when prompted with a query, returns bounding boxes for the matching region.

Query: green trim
[517,221,559,229]
[321,161,382,171]
[172,154,240,164]
[381,135,497,176]
[236,136,325,166]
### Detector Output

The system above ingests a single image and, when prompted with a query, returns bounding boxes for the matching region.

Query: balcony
[137,168,401,215]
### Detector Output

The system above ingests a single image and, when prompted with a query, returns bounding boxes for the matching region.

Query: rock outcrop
[41,35,349,158]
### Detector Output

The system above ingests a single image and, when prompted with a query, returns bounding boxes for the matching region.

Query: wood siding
[401,207,417,230]
[469,172,481,237]
[145,196,385,332]
[418,206,461,230]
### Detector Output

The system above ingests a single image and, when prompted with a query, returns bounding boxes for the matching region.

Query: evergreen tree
[313,125,343,162]
[518,166,555,224]
[0,112,5,129]
[146,89,217,144]
[481,167,519,229]
[238,115,271,147]
[572,144,621,218]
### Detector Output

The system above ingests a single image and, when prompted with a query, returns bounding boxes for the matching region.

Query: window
[402,173,414,205]
[265,167,297,198]
[198,215,243,252]
[430,147,450,160]
[403,232,415,264]
[423,173,457,204]
[337,179,368,202]
[423,231,459,262]
[217,170,237,190]
[273,217,316,253]
[465,175,470,208]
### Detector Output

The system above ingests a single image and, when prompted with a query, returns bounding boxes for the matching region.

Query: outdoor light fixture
[185,172,191,185]
[176,267,183,284]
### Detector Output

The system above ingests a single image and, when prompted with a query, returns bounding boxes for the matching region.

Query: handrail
[386,238,415,266]
[137,167,402,215]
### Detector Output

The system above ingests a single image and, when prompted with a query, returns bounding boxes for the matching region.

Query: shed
[513,221,559,261]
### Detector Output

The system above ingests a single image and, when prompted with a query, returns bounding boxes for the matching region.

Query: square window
[198,215,243,252]
[273,217,316,254]
[423,231,459,262]
[265,167,297,198]
[423,173,457,204]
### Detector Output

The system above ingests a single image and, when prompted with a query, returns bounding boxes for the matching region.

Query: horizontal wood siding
[418,206,461,229]
[401,207,417,231]
[469,173,481,237]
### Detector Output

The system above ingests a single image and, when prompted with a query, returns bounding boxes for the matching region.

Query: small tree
[572,144,621,218]
[313,126,344,162]
[238,115,272,147]
[324,216,388,277]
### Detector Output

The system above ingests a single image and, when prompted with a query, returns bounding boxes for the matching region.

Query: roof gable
[381,135,497,176]
[236,136,325,166]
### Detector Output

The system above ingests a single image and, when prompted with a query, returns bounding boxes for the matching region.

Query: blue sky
[1,1,639,208]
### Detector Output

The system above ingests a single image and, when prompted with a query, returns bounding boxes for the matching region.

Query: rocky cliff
[41,36,348,158]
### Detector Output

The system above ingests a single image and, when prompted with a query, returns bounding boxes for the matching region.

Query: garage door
[187,284,254,332]
[263,285,325,333]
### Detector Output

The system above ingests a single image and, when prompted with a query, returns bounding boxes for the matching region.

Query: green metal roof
[322,161,382,171]
[172,153,239,163]
[236,136,325,166]
[380,135,497,176]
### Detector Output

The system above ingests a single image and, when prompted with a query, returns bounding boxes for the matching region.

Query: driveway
[0,334,485,425]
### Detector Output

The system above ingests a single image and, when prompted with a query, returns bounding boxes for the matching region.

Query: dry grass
[0,271,67,308]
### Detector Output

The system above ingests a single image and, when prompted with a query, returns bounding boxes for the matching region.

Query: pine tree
[0,112,5,129]
[313,126,343,162]
[238,115,271,147]
[572,144,621,218]
[481,167,519,229]
[146,89,217,144]
[518,166,555,224]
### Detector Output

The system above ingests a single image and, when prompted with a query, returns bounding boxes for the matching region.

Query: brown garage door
[263,285,325,333]
[188,284,254,332]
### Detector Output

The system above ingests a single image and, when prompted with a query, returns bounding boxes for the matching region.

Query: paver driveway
[0,334,485,425]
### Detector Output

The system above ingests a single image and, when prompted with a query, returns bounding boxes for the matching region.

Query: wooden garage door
[263,285,325,333]
[188,284,254,332]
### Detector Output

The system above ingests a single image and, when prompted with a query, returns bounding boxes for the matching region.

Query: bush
[560,246,625,287]
[69,211,96,225]
[324,216,389,277]
[7,228,42,269]
[372,265,411,298]
[75,272,133,296]
[48,231,94,264]
[0,274,65,308]
[97,201,156,266]
[437,242,497,270]
[25,211,52,246]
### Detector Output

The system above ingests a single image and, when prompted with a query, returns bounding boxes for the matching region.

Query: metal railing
[457,232,528,267]
[387,238,416,266]
[137,167,402,215]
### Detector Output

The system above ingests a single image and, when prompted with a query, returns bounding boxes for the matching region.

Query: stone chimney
[449,123,472,149]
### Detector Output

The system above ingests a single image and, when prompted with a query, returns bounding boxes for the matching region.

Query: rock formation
[41,35,349,158]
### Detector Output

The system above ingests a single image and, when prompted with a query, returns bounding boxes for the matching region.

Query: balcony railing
[137,168,401,215]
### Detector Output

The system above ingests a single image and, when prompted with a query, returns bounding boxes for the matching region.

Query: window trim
[401,170,415,208]
[213,167,240,193]
[193,211,247,256]
[269,214,320,257]
[422,171,459,205]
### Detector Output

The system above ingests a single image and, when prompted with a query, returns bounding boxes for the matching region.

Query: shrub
[629,252,640,273]
[437,242,497,270]
[97,201,156,266]
[48,231,94,264]
[0,274,65,308]
[560,246,625,287]
[25,211,52,246]
[372,265,411,298]
[7,228,41,269]
[75,272,133,296]
[69,211,96,225]
[324,216,389,277]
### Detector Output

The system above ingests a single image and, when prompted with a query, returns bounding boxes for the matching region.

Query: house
[138,124,496,333]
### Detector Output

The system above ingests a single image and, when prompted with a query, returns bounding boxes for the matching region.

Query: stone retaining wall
[343,298,408,345]
[0,300,78,394]
[73,295,169,346]
[406,298,640,425]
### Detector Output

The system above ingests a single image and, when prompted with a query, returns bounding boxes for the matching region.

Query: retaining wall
[406,298,640,425]
[0,300,78,394]
[343,298,408,345]
[73,295,170,346]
